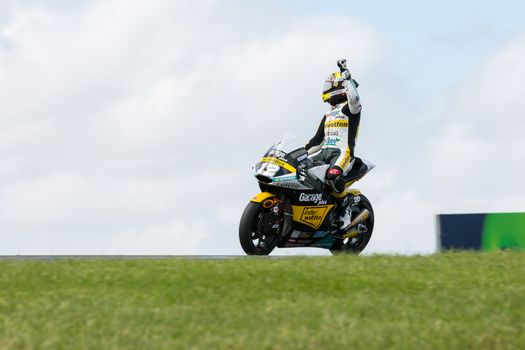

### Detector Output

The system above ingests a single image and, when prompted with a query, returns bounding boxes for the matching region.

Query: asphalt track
[0,255,302,260]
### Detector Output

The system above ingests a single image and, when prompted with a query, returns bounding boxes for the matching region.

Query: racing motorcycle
[239,135,375,255]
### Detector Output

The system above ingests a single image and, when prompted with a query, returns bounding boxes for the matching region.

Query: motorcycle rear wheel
[239,202,280,255]
[330,194,374,255]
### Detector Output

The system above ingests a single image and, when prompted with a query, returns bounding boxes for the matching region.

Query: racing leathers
[305,79,362,194]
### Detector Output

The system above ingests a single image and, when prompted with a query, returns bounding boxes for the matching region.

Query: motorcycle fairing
[270,174,311,190]
[335,158,376,194]
[254,141,309,190]
[291,205,335,230]
[250,192,278,203]
[332,188,361,199]
[310,235,337,248]
[281,229,336,248]
[306,164,330,184]
[276,195,338,248]
[259,157,296,173]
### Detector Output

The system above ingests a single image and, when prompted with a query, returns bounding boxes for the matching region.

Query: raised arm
[338,59,362,115]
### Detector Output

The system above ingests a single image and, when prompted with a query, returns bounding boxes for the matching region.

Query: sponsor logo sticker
[297,153,308,162]
[325,120,349,128]
[259,157,296,173]
[272,174,297,183]
[299,193,327,205]
[292,205,333,229]
[276,182,304,189]
[324,137,341,146]
[269,149,287,160]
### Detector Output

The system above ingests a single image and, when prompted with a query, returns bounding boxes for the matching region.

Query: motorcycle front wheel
[330,194,374,255]
[239,202,280,255]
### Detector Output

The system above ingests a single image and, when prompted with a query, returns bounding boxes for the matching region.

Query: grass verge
[0,252,524,349]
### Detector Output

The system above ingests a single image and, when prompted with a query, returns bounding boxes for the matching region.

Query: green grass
[0,252,524,349]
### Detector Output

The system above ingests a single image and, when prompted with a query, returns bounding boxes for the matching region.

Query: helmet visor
[323,80,334,93]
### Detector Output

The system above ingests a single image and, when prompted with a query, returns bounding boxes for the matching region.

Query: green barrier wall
[483,213,525,251]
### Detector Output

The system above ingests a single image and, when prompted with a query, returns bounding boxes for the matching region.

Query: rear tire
[239,202,280,255]
[330,194,374,255]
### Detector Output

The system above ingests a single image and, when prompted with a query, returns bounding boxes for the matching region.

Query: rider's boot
[332,196,352,231]
[338,208,351,231]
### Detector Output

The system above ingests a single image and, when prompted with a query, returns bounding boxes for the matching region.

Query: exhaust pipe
[341,210,370,239]
[349,209,369,228]
[332,209,370,240]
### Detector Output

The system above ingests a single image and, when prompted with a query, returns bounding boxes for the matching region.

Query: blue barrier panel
[438,214,485,250]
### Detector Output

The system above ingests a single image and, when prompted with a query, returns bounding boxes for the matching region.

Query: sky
[1,0,524,255]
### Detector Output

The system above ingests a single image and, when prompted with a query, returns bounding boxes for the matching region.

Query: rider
[305,59,366,230]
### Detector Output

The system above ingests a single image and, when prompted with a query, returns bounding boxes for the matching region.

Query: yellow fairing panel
[292,205,335,229]
[332,188,361,199]
[250,192,277,203]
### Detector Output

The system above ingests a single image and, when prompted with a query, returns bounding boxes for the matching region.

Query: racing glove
[326,166,346,193]
[326,166,342,181]
[337,59,359,87]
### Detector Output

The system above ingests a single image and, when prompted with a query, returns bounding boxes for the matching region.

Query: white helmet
[322,59,359,106]
[321,71,349,105]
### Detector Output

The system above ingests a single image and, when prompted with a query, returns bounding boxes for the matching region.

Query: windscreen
[265,133,299,155]
[255,133,303,179]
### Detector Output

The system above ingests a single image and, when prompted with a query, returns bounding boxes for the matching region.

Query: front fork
[251,193,291,239]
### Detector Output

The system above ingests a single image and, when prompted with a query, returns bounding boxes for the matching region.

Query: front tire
[239,202,280,255]
[330,194,374,255]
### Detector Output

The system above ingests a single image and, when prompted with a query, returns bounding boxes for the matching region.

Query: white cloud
[0,0,383,254]
[427,34,525,205]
